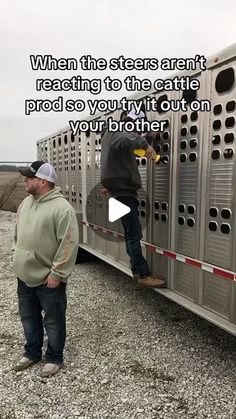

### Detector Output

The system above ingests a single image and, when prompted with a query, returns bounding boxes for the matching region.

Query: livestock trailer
[37,44,236,336]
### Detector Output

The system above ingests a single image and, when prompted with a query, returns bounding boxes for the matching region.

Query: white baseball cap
[19,161,58,183]
[127,110,145,120]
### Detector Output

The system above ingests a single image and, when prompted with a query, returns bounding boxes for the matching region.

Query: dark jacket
[101,128,149,197]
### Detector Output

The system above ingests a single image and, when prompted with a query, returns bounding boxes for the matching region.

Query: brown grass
[0,173,27,212]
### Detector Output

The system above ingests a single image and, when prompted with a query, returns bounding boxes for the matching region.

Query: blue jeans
[17,278,67,364]
[117,196,150,278]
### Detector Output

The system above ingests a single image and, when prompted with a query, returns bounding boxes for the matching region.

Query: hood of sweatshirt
[29,186,65,204]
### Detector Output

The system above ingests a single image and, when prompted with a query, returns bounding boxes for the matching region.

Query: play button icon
[108,197,130,222]
[85,181,149,241]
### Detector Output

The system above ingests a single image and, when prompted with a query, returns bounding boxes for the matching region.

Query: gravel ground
[0,209,236,419]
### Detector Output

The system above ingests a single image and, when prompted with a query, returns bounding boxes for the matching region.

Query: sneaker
[41,363,60,378]
[138,276,166,288]
[14,356,35,372]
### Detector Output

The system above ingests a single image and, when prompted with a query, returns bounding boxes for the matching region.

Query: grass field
[0,172,27,212]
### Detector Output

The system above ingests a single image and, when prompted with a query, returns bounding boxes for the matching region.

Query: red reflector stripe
[185,258,202,269]
[213,268,234,281]
[81,221,236,281]
[146,245,156,252]
[163,251,176,259]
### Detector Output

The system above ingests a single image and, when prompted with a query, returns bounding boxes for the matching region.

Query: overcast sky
[1,0,236,161]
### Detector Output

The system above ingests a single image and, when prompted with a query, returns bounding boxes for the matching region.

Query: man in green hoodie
[13,161,79,377]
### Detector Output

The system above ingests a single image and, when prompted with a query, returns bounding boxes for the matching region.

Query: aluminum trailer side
[37,44,236,336]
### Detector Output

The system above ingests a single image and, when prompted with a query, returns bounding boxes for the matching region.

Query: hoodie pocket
[13,247,51,284]
[34,250,51,269]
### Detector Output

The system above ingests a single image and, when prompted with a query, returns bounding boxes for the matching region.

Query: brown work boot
[138,276,166,288]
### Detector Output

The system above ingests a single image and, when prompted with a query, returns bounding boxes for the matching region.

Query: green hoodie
[13,187,79,287]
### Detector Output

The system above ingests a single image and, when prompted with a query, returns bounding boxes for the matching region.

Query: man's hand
[144,145,156,160]
[45,275,61,288]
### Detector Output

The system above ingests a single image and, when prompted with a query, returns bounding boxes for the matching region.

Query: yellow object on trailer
[133,148,161,163]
